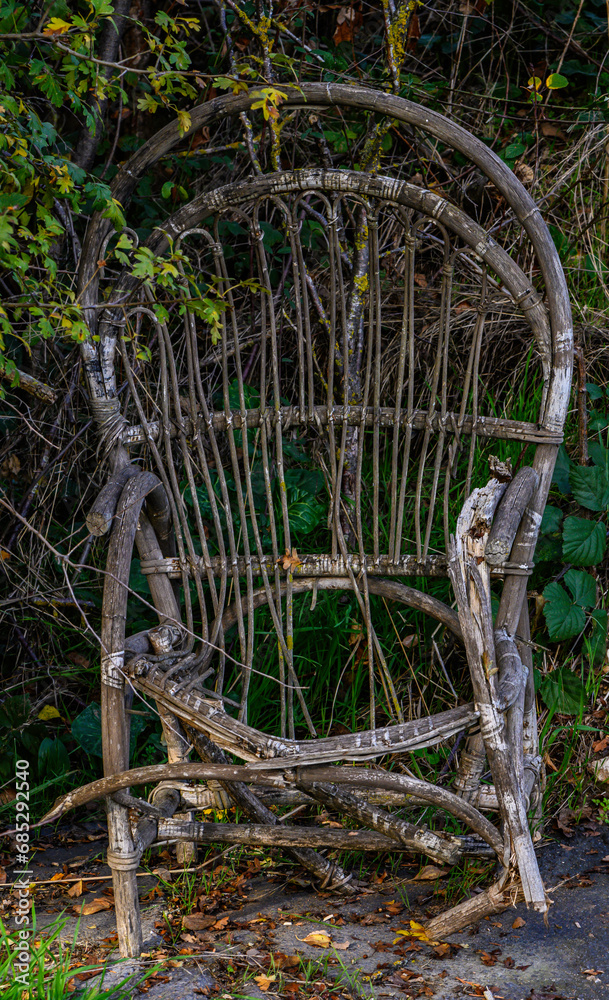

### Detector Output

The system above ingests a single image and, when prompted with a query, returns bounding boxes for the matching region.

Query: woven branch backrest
[80,87,572,736]
[101,169,565,728]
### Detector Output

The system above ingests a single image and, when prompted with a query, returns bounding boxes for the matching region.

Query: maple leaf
[43,17,71,35]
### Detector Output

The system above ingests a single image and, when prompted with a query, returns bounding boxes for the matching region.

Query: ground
[2,822,609,1000]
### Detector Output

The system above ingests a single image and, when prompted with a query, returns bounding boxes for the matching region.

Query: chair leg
[159,707,197,865]
[106,797,142,956]
[102,680,142,957]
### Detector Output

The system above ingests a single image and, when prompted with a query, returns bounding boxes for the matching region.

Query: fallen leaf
[512,917,526,929]
[214,916,229,930]
[278,547,301,571]
[76,898,112,916]
[38,704,61,721]
[51,872,67,882]
[583,968,604,975]
[414,272,428,288]
[254,974,276,991]
[593,736,609,753]
[300,931,331,948]
[413,865,450,881]
[385,902,404,915]
[333,940,350,950]
[393,921,440,946]
[271,953,300,969]
[433,943,451,957]
[67,880,84,898]
[503,956,515,968]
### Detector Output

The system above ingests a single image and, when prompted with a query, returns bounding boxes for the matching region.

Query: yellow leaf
[177,109,192,136]
[527,76,542,91]
[393,920,439,946]
[38,705,61,721]
[43,17,72,35]
[299,931,332,948]
[254,975,275,991]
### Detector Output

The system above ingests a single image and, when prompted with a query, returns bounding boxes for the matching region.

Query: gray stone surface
[3,825,608,998]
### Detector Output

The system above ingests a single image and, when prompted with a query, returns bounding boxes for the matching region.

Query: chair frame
[44,85,572,956]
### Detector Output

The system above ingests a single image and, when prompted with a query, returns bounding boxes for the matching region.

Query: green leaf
[546,73,569,89]
[286,488,325,538]
[38,736,70,777]
[588,441,608,471]
[562,517,606,565]
[552,444,571,494]
[72,702,145,758]
[540,504,563,535]
[564,568,596,608]
[586,382,604,400]
[542,581,586,639]
[504,142,525,159]
[569,465,609,511]
[540,667,586,715]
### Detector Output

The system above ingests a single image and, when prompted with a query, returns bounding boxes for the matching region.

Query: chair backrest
[79,86,572,736]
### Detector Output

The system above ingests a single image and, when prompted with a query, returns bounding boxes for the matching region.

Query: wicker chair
[47,85,572,956]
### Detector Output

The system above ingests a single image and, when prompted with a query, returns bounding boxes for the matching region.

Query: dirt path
[3,825,608,999]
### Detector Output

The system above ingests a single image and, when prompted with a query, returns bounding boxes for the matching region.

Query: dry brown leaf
[271,953,300,970]
[413,865,449,881]
[76,898,112,916]
[512,916,526,929]
[333,940,350,950]
[214,915,229,930]
[541,122,567,140]
[333,5,363,46]
[67,880,84,898]
[254,974,276,991]
[51,872,67,882]
[593,735,609,753]
[414,272,428,288]
[0,866,6,885]
[0,788,16,804]
[182,913,216,931]
[299,931,331,948]
[278,547,302,571]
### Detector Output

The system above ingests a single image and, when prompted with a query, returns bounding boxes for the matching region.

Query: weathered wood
[121,404,562,448]
[299,780,461,865]
[129,661,478,764]
[494,628,526,713]
[485,468,540,566]
[185,726,356,894]
[448,478,546,910]
[75,83,572,951]
[2,367,57,404]
[425,878,525,940]
[176,783,500,814]
[40,763,502,856]
[87,464,142,536]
